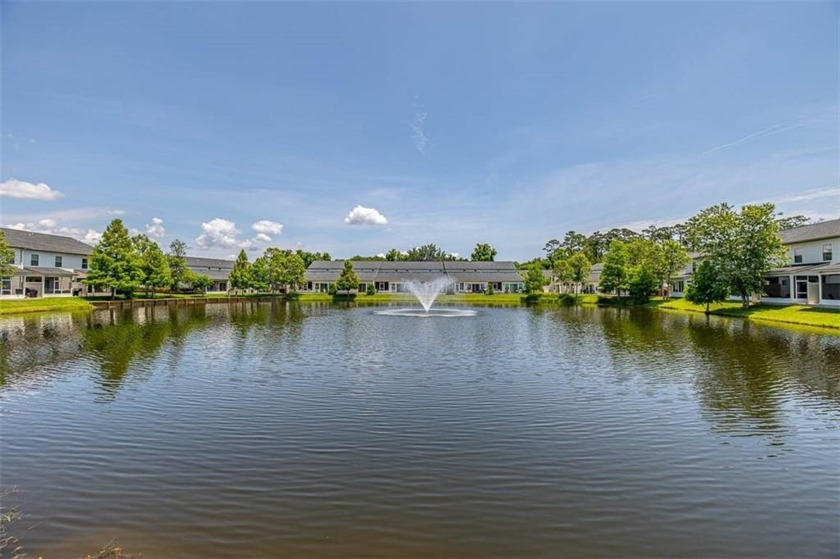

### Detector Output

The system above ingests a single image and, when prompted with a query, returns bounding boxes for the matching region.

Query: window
[1,277,10,296]
[30,254,39,266]
[823,244,833,262]
[764,276,791,299]
[81,258,88,269]
[793,248,802,264]
[55,256,63,267]
[822,275,840,301]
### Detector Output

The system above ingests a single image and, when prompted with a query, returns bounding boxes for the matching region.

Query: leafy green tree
[192,273,214,294]
[627,265,658,303]
[0,231,16,278]
[405,243,461,261]
[385,248,405,262]
[167,239,190,291]
[335,260,360,295]
[471,243,497,261]
[687,203,786,309]
[366,283,376,295]
[230,249,251,293]
[599,241,630,295]
[295,249,331,268]
[657,239,691,298]
[524,262,548,294]
[552,257,573,293]
[249,256,270,292]
[84,219,143,299]
[685,260,730,314]
[282,251,306,292]
[133,234,171,298]
[568,252,592,295]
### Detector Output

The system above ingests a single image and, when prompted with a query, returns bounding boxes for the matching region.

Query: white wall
[787,237,838,265]
[12,247,89,270]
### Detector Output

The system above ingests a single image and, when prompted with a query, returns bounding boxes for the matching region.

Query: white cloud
[0,179,64,200]
[411,110,429,154]
[195,218,249,249]
[146,217,166,238]
[251,220,284,235]
[195,218,283,250]
[345,205,388,225]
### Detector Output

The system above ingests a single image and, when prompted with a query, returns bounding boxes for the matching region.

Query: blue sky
[2,2,838,261]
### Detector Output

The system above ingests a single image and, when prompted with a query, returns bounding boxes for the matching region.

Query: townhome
[764,218,840,307]
[303,260,525,294]
[1,227,95,298]
[185,256,234,293]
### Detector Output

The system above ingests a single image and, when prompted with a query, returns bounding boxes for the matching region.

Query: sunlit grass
[647,297,840,330]
[0,297,94,316]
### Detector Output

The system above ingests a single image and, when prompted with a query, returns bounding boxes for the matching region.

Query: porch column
[41,276,45,297]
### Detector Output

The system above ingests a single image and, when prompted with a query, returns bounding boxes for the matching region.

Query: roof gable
[0,227,94,256]
[780,218,840,245]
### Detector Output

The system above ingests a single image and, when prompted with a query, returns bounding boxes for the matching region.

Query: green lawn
[647,297,840,330]
[0,297,94,315]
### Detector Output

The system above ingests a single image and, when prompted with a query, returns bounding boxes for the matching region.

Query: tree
[192,273,214,294]
[248,256,269,292]
[686,203,786,309]
[627,265,658,303]
[776,214,811,230]
[167,239,190,291]
[658,239,691,298]
[335,260,359,295]
[133,234,171,298]
[471,243,497,262]
[83,219,143,299]
[567,252,592,295]
[295,249,331,268]
[385,248,405,262]
[0,231,15,278]
[599,241,630,296]
[230,249,251,293]
[524,262,548,294]
[552,257,573,293]
[685,260,730,314]
[282,252,306,292]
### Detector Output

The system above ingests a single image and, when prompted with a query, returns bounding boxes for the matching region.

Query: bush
[328,285,337,296]
[366,284,376,296]
[557,293,577,306]
[487,284,495,295]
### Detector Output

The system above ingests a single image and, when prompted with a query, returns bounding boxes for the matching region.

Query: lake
[1,302,838,557]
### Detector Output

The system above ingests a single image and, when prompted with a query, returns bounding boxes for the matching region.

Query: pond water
[1,302,838,558]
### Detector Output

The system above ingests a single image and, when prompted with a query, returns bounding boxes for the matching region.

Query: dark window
[55,256,63,267]
[822,275,840,300]
[30,254,39,266]
[823,244,833,262]
[81,258,88,269]
[793,248,803,264]
[764,276,791,299]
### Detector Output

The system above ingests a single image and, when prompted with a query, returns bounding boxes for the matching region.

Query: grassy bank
[0,297,94,315]
[647,297,840,330]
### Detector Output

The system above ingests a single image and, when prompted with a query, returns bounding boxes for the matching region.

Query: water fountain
[374,276,477,317]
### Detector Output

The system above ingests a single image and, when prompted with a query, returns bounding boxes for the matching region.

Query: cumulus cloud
[252,220,284,235]
[0,178,64,200]
[195,218,247,249]
[146,217,166,238]
[345,205,388,225]
[194,218,283,250]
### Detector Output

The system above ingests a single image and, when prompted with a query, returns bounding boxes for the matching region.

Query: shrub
[366,284,376,296]
[328,284,337,296]
[487,284,495,295]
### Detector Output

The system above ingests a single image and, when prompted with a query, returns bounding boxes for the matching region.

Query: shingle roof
[304,260,525,284]
[1,228,94,256]
[185,256,235,269]
[780,218,840,244]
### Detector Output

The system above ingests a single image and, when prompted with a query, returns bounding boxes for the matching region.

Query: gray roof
[1,228,93,256]
[305,260,524,284]
[185,256,234,269]
[22,266,76,277]
[780,218,840,245]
